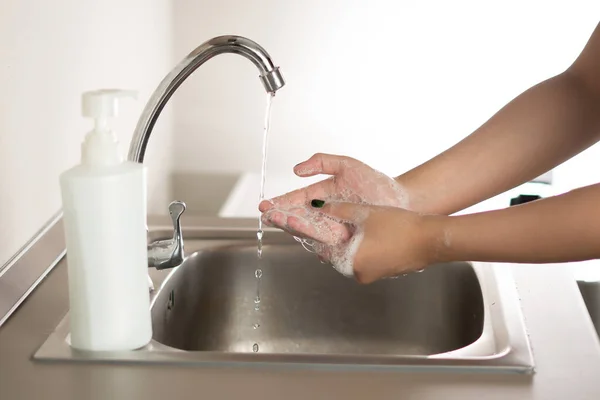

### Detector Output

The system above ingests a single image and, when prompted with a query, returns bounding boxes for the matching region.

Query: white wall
[172,0,600,198]
[2,0,599,268]
[0,0,174,266]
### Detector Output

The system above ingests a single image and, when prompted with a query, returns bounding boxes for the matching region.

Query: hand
[259,153,410,245]
[308,200,443,284]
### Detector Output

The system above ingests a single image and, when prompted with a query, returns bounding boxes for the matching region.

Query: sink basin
[33,216,535,373]
[577,280,600,338]
[151,242,484,356]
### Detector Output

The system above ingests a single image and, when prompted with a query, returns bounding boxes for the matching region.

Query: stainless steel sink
[577,280,600,338]
[151,241,484,356]
[33,216,535,373]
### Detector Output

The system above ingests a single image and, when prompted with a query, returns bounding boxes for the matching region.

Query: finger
[286,214,351,246]
[267,179,334,210]
[315,200,369,223]
[263,205,352,245]
[281,219,313,240]
[262,208,313,238]
[294,153,356,177]
[260,213,275,227]
[259,199,275,212]
[263,210,287,229]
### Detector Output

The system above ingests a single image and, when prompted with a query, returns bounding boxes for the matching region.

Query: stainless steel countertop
[1,216,600,400]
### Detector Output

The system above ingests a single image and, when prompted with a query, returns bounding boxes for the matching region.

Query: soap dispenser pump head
[80,89,138,167]
[82,89,138,132]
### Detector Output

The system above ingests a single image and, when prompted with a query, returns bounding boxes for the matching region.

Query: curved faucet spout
[130,35,285,272]
[127,35,285,163]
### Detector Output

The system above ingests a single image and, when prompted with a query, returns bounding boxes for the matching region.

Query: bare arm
[313,182,600,283]
[436,182,600,264]
[398,23,600,215]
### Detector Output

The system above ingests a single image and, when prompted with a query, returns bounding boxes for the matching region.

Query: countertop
[2,171,600,399]
[1,214,600,399]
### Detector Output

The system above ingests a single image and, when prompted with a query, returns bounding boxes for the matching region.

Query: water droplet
[253,323,260,329]
[416,269,425,273]
[255,269,263,279]
[257,229,264,259]
[253,343,259,352]
[254,296,261,304]
[254,304,260,311]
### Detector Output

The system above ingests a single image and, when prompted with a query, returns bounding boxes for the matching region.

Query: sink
[577,280,600,338]
[33,216,535,373]
[151,241,484,356]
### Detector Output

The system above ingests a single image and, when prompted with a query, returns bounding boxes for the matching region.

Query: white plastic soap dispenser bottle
[59,89,152,351]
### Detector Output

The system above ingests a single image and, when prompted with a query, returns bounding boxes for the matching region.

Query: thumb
[294,153,355,177]
[311,199,369,223]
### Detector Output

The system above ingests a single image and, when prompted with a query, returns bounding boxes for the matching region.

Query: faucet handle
[147,200,186,270]
[169,201,186,229]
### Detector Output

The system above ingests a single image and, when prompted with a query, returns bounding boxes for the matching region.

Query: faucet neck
[127,35,285,163]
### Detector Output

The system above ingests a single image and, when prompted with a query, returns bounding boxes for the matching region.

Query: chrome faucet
[147,201,186,270]
[127,35,285,270]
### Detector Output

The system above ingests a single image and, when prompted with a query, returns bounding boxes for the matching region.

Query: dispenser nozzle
[82,89,137,131]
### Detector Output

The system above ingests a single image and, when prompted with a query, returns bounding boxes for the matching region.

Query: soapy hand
[308,200,442,284]
[259,153,409,245]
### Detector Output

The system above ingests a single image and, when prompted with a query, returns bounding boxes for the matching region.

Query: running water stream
[253,92,275,352]
[256,92,274,260]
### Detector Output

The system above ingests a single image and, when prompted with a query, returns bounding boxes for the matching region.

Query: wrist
[420,214,453,265]
[395,172,434,214]
[394,173,418,211]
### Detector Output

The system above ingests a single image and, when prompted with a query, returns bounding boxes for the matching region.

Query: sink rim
[31,216,535,374]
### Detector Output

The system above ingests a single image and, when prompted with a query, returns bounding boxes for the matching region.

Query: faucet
[127,35,286,270]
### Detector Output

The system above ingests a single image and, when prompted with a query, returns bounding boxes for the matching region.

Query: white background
[172,0,600,199]
[0,0,174,266]
[1,1,599,270]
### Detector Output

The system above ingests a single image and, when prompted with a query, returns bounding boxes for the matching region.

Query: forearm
[398,70,600,215]
[434,183,600,264]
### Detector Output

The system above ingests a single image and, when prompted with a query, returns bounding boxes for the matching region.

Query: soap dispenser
[59,89,152,351]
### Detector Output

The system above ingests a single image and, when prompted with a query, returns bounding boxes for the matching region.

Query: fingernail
[311,199,325,208]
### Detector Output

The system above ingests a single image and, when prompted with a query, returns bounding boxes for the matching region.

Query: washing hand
[309,180,600,283]
[306,200,442,283]
[258,153,409,245]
